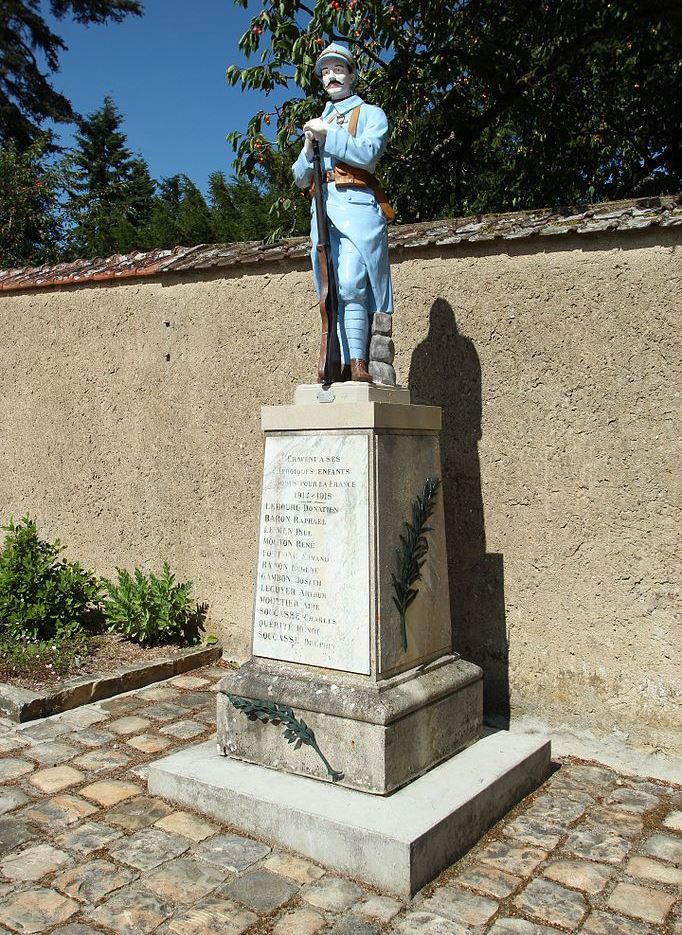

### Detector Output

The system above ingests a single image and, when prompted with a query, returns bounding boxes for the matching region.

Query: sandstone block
[273,909,326,935]
[476,840,548,876]
[170,675,209,689]
[562,827,631,864]
[513,877,587,930]
[354,895,402,923]
[108,828,189,870]
[29,765,83,794]
[0,757,34,780]
[72,749,131,772]
[159,720,206,740]
[194,833,270,872]
[107,716,151,735]
[607,882,675,925]
[1,843,71,881]
[87,885,172,935]
[126,734,172,754]
[369,334,395,364]
[164,895,256,935]
[421,886,498,926]
[80,780,141,806]
[641,833,682,864]
[663,810,682,832]
[142,703,187,722]
[262,853,325,885]
[455,863,521,898]
[542,858,613,893]
[368,361,396,385]
[389,912,469,934]
[56,821,122,855]
[372,312,393,336]
[105,795,173,831]
[301,877,364,912]
[220,868,299,911]
[154,810,217,842]
[625,855,682,886]
[580,911,656,935]
[53,858,135,904]
[0,887,79,933]
[143,856,225,903]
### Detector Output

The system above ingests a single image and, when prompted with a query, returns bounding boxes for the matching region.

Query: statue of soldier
[292,42,394,384]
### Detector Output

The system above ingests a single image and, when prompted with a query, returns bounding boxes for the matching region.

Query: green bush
[102,563,204,645]
[0,517,101,641]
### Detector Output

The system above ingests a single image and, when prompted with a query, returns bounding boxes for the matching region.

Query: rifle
[312,140,342,384]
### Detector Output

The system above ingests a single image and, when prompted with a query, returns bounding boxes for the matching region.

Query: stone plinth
[148,732,552,898]
[217,382,481,794]
[217,655,481,794]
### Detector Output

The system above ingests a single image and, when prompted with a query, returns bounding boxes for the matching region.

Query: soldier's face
[321,61,354,101]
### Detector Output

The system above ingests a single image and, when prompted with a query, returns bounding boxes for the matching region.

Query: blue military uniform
[292,90,393,365]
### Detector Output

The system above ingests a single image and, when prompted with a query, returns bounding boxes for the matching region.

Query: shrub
[102,563,204,645]
[0,517,101,641]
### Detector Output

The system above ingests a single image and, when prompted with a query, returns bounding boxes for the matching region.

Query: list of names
[252,433,370,674]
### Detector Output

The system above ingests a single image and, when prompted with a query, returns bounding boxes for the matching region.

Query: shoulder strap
[348,105,361,137]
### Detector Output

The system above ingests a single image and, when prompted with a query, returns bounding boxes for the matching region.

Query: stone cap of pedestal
[294,383,411,406]
[262,386,441,433]
[217,654,481,727]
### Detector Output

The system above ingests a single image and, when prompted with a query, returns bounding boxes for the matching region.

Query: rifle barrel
[312,140,341,383]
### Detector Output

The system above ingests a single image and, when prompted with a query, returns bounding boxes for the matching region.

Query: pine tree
[64,97,155,257]
[145,175,213,249]
[1,1,142,149]
[208,172,275,243]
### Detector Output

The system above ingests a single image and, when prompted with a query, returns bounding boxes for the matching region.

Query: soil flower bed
[0,632,218,693]
[0,517,221,721]
[0,636,223,722]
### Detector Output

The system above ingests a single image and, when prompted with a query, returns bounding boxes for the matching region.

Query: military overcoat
[292,94,393,315]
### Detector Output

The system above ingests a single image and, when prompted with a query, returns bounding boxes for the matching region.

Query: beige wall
[1,229,680,754]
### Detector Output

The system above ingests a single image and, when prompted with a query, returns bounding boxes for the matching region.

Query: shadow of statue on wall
[408,298,510,725]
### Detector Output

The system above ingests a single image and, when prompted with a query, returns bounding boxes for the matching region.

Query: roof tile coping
[1,195,679,294]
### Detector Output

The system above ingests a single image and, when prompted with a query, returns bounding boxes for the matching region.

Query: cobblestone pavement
[0,663,679,935]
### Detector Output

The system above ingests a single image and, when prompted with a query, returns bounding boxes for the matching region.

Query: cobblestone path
[0,664,679,935]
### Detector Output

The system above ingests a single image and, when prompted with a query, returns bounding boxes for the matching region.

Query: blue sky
[47,0,291,193]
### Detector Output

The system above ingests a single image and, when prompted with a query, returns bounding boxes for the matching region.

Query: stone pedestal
[217,382,483,794]
[150,382,551,894]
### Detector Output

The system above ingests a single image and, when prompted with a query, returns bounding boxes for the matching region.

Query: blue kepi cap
[315,42,357,77]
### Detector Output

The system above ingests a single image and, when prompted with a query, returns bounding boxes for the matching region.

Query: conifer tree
[208,172,275,243]
[145,175,213,249]
[1,1,142,149]
[64,97,155,257]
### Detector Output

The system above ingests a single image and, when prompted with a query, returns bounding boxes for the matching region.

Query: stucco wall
[1,227,679,754]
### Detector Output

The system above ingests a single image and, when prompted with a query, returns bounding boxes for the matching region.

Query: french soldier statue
[292,42,394,384]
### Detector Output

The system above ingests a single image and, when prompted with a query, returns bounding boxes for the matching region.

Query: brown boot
[350,359,373,383]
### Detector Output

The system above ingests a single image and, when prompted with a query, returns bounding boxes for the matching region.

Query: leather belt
[321,170,336,184]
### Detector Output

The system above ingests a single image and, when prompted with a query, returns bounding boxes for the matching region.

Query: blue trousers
[330,221,370,363]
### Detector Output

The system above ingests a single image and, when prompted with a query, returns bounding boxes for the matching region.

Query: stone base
[147,731,551,897]
[216,655,482,794]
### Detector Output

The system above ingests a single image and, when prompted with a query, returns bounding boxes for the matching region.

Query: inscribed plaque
[252,433,370,674]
